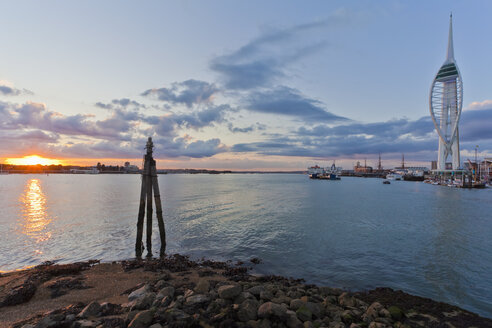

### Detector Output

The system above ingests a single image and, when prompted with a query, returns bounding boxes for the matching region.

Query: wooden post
[135,159,148,258]
[151,163,166,257]
[135,137,167,258]
[145,159,153,258]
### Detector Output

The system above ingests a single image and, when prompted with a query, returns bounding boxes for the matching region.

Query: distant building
[354,161,372,173]
[124,162,140,173]
[431,161,437,170]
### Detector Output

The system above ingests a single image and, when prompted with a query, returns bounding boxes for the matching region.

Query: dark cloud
[95,98,146,110]
[228,122,266,133]
[210,13,349,90]
[460,108,492,141]
[142,80,219,107]
[0,83,33,96]
[244,86,348,122]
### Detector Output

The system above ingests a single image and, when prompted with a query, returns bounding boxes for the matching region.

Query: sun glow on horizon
[6,155,63,166]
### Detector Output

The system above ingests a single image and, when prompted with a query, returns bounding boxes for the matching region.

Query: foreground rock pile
[6,256,492,328]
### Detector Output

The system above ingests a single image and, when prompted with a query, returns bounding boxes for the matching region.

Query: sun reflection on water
[20,179,51,248]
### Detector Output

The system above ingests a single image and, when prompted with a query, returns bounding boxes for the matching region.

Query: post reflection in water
[20,179,51,253]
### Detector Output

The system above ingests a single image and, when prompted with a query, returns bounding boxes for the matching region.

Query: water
[0,174,491,317]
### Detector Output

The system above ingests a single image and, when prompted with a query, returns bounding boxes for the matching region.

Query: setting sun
[6,155,63,166]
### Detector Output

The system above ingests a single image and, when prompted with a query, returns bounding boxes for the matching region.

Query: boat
[308,165,324,179]
[386,173,402,180]
[307,163,341,180]
[69,167,100,174]
[383,180,391,184]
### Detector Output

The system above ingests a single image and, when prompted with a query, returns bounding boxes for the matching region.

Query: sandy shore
[1,255,490,328]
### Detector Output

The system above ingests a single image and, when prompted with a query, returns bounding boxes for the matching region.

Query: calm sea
[0,174,491,317]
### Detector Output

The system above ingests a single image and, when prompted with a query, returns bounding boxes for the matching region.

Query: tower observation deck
[429,14,463,171]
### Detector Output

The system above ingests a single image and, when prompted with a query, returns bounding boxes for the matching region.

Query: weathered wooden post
[135,137,166,258]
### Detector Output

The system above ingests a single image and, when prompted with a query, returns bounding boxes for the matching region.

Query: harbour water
[0,174,491,317]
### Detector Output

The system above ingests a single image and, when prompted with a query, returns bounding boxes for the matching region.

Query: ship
[308,163,341,180]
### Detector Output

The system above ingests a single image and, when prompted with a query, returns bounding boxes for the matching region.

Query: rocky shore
[1,255,490,328]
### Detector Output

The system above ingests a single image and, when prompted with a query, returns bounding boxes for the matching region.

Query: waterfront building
[430,14,463,171]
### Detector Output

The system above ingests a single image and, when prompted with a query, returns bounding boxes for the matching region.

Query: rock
[160,295,172,307]
[260,289,274,301]
[296,305,312,322]
[99,317,125,327]
[388,306,404,321]
[149,324,162,328]
[237,299,259,322]
[379,308,391,318]
[304,302,323,319]
[341,310,354,324]
[154,280,168,290]
[183,289,194,298]
[319,287,343,297]
[362,302,384,323]
[77,301,101,319]
[248,285,265,297]
[258,302,288,320]
[99,302,121,316]
[128,310,154,328]
[329,322,346,328]
[125,310,139,325]
[303,322,313,328]
[66,314,76,322]
[72,320,98,328]
[349,324,362,328]
[368,322,387,328]
[128,285,151,301]
[218,284,242,299]
[21,325,35,328]
[194,279,210,294]
[290,299,306,311]
[34,316,57,328]
[338,292,356,308]
[157,286,175,299]
[185,294,210,307]
[272,295,292,305]
[234,291,255,304]
[163,308,191,321]
[135,292,156,310]
[285,310,303,328]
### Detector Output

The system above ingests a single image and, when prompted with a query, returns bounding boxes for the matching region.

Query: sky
[1,0,491,170]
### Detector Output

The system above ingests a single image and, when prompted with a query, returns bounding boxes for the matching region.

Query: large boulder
[157,286,175,299]
[128,310,154,328]
[135,292,156,310]
[185,294,210,307]
[258,302,289,321]
[338,292,356,308]
[237,299,259,322]
[218,285,242,299]
[77,301,101,319]
[128,285,151,301]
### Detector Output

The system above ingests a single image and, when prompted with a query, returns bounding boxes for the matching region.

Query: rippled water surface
[1,174,491,317]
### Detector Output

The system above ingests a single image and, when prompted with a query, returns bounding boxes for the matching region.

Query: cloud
[228,122,266,133]
[210,12,350,90]
[466,99,492,111]
[244,86,348,122]
[0,82,33,96]
[0,101,137,140]
[142,79,219,107]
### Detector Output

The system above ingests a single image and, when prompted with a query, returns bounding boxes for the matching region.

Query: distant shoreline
[0,170,306,175]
